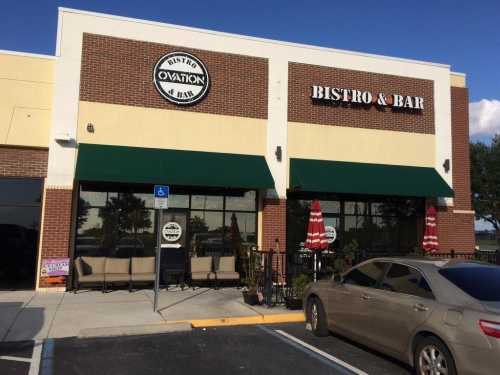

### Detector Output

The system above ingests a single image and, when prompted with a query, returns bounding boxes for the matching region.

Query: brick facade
[0,146,48,178]
[262,199,287,253]
[288,62,434,134]
[38,188,74,288]
[80,33,268,119]
[436,87,475,252]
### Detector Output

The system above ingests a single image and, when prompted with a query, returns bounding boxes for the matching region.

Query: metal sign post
[153,185,169,312]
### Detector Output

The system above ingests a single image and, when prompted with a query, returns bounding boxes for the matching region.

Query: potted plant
[285,273,310,310]
[241,247,260,305]
[242,276,259,305]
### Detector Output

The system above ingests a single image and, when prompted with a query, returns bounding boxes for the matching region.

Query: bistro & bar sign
[311,85,424,110]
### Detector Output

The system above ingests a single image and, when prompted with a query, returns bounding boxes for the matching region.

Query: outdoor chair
[190,256,216,289]
[215,256,240,285]
[104,257,130,292]
[73,256,106,293]
[130,256,155,291]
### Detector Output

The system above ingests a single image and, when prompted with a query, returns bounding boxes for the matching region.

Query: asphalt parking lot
[0,339,41,375]
[28,322,412,375]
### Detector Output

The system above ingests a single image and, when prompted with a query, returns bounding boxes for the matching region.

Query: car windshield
[439,264,500,301]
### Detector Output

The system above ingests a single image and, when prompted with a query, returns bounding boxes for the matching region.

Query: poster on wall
[41,258,70,277]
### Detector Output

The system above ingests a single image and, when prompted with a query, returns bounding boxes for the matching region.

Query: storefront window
[77,188,155,258]
[225,191,256,211]
[287,196,424,257]
[76,184,258,280]
[191,195,223,210]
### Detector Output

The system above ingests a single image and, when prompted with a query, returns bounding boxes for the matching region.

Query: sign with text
[153,52,210,106]
[160,211,188,248]
[41,258,70,277]
[311,85,424,110]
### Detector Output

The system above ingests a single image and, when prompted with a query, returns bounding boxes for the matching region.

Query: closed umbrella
[305,200,328,281]
[422,206,439,253]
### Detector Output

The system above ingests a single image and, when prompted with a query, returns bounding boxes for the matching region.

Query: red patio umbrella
[422,206,439,253]
[305,200,328,281]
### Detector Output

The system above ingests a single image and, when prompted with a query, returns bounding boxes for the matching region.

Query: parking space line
[29,340,43,375]
[0,355,32,363]
[274,329,369,375]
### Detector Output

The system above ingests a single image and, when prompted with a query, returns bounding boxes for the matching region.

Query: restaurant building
[0,8,474,291]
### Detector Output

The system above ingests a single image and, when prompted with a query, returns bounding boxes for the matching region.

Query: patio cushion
[105,274,130,282]
[216,271,240,280]
[131,273,155,281]
[78,273,105,283]
[191,257,212,273]
[105,258,130,274]
[131,257,155,274]
[81,256,106,275]
[191,271,216,280]
[217,256,235,272]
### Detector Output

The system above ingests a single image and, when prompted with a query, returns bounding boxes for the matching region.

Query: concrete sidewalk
[0,288,304,342]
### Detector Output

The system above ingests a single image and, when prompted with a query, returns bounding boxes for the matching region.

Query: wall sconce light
[275,146,282,162]
[86,123,95,133]
[443,158,450,173]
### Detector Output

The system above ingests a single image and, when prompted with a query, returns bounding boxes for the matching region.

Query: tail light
[479,320,500,338]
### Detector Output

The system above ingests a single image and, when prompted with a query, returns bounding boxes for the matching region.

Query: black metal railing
[286,248,500,282]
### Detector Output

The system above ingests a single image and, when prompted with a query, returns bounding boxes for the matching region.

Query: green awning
[290,158,453,197]
[75,143,274,189]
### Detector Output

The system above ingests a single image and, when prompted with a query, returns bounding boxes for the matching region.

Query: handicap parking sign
[154,185,169,198]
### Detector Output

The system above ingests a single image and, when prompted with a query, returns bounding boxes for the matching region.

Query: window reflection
[77,191,155,258]
[189,210,223,258]
[76,185,258,283]
[287,197,424,256]
[225,191,256,211]
[191,195,223,210]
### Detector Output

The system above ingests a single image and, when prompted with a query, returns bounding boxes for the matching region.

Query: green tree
[470,135,500,248]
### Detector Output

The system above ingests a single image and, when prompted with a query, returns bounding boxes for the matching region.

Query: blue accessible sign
[154,185,169,198]
[154,185,169,209]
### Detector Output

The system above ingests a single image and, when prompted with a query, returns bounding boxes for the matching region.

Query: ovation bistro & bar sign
[311,85,424,110]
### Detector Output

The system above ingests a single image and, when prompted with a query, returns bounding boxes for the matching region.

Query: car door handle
[414,303,429,312]
[361,294,373,301]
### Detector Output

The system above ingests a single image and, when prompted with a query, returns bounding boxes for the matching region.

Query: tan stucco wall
[288,121,436,168]
[0,53,53,147]
[77,101,267,155]
[450,73,466,88]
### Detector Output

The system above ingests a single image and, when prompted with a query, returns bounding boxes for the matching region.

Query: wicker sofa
[73,256,155,293]
[190,256,240,289]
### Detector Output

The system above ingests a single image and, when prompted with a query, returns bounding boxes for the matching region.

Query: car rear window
[439,265,500,301]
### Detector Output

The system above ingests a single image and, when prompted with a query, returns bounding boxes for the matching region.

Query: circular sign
[325,226,337,244]
[162,222,182,242]
[153,52,210,105]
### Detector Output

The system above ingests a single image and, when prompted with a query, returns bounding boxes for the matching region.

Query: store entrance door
[0,178,43,290]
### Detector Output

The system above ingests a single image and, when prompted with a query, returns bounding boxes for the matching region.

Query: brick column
[262,198,286,252]
[436,86,475,252]
[38,187,74,289]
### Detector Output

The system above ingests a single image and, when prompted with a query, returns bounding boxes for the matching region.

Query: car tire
[414,336,456,375]
[307,297,329,337]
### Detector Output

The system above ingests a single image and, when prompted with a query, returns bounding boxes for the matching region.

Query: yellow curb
[165,312,305,328]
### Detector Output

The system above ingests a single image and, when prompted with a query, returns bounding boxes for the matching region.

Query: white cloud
[469,99,500,136]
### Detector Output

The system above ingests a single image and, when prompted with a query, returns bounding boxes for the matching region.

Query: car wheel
[307,297,329,337]
[414,336,456,375]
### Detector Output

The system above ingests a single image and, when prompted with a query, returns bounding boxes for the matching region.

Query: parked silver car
[304,257,500,375]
